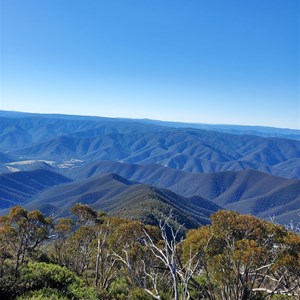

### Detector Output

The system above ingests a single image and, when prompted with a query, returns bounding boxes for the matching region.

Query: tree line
[0,204,299,299]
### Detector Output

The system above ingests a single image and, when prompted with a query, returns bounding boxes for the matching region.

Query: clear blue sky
[1,0,299,128]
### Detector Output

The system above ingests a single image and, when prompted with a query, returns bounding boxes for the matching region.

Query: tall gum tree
[183,210,300,300]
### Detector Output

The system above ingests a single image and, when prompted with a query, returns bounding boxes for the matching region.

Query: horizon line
[0,109,299,131]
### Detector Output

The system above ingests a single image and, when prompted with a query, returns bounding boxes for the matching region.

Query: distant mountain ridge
[1,111,299,179]
[0,152,13,163]
[0,160,298,225]
[141,119,300,140]
[0,169,72,209]
[63,161,300,224]
[1,110,299,140]
[15,172,221,230]
[0,110,299,226]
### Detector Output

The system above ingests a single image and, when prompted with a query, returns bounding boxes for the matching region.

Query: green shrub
[129,287,155,300]
[18,262,99,299]
[109,277,130,300]
[17,287,68,299]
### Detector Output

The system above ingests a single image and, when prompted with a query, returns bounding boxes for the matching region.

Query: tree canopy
[0,205,299,300]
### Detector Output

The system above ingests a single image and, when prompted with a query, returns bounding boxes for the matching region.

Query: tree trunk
[172,266,179,300]
[95,238,101,286]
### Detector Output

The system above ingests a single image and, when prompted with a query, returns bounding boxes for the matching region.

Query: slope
[0,169,72,209]
[21,173,221,229]
[1,113,300,179]
[66,161,300,223]
[1,110,299,139]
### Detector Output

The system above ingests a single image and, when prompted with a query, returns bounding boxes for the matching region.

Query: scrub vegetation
[0,204,299,300]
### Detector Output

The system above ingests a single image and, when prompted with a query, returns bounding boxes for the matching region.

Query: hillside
[65,161,300,223]
[20,173,220,229]
[0,111,299,226]
[1,110,300,139]
[0,169,72,209]
[1,160,297,225]
[0,152,13,163]
[1,112,299,179]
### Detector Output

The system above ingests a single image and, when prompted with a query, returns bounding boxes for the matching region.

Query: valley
[0,111,299,227]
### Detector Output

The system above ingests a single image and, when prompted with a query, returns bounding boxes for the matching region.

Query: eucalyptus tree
[0,206,53,276]
[183,210,300,300]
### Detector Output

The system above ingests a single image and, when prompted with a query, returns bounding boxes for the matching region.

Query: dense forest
[0,204,299,300]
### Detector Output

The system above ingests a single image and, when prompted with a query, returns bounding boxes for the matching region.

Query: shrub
[18,262,99,299]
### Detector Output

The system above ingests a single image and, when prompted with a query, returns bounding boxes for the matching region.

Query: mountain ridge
[1,113,299,178]
[0,111,299,226]
[63,161,300,224]
[0,169,72,209]
[1,110,299,139]
[17,172,221,229]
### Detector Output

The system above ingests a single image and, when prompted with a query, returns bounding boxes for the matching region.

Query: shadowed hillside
[0,169,72,209]
[1,110,300,139]
[1,112,300,178]
[0,111,299,226]
[65,161,300,224]
[16,173,221,229]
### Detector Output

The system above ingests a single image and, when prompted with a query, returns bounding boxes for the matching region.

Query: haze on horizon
[1,0,299,129]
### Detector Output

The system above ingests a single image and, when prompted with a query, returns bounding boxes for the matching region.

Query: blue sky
[1,0,299,128]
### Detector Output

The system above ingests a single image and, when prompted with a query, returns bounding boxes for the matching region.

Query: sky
[0,0,299,129]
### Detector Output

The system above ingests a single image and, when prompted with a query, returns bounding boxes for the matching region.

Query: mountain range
[1,112,300,178]
[0,110,299,227]
[0,169,71,209]
[63,160,300,223]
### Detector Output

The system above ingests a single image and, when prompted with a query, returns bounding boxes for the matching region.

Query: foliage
[183,210,300,300]
[0,205,299,300]
[17,287,69,299]
[19,262,99,299]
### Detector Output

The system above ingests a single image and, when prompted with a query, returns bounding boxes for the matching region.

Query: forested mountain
[23,172,220,229]
[0,169,71,209]
[0,152,13,163]
[64,161,300,224]
[0,111,299,227]
[1,111,300,178]
[1,110,300,139]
